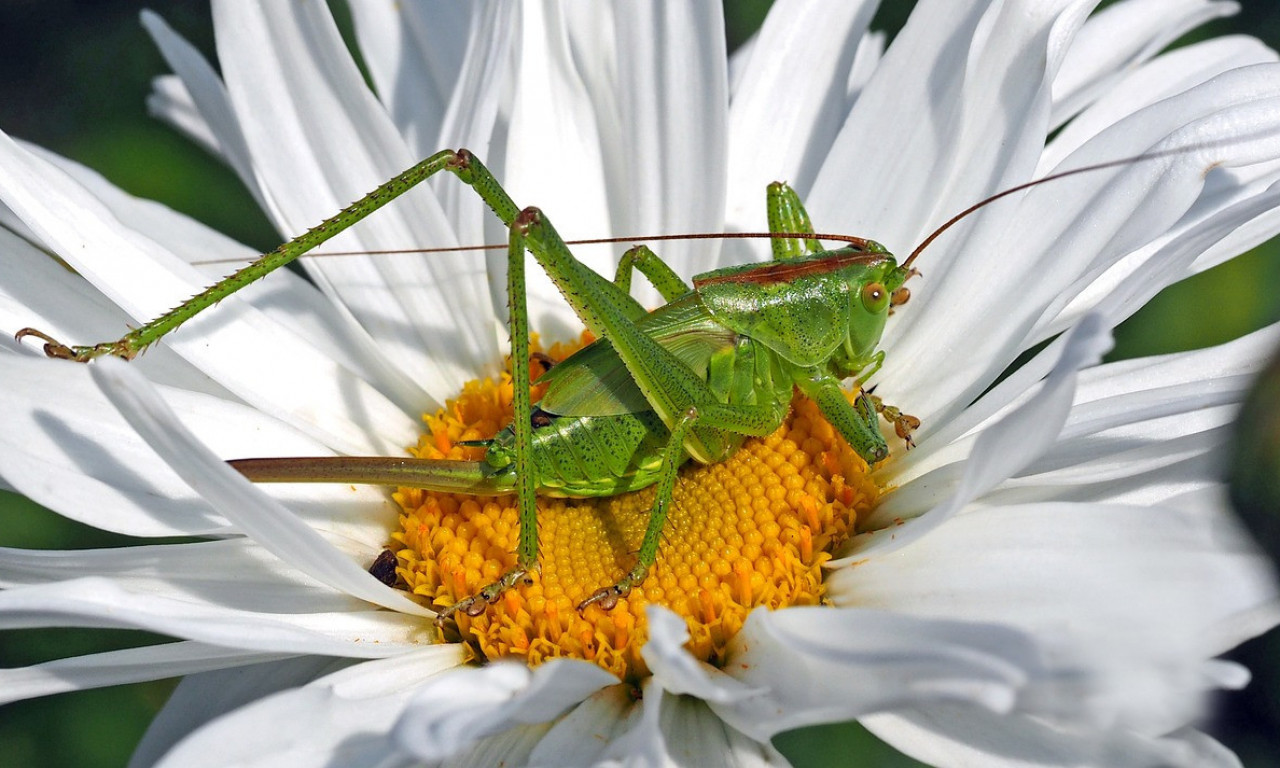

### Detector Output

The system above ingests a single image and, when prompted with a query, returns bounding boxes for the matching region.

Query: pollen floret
[391,337,880,682]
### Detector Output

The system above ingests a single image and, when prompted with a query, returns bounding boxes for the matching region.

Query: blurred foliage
[0,1,1279,767]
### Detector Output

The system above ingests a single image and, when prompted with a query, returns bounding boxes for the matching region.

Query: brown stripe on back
[694,252,890,288]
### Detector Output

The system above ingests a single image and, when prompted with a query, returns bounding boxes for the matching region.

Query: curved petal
[0,353,398,543]
[1046,35,1278,169]
[0,127,420,456]
[131,655,358,768]
[1050,0,1240,128]
[0,577,427,657]
[348,1,472,159]
[852,314,1112,554]
[828,499,1278,731]
[809,0,1086,254]
[148,648,462,768]
[605,2,729,288]
[141,10,265,210]
[725,0,878,255]
[211,0,496,401]
[90,357,431,618]
[714,606,1041,740]
[0,540,367,615]
[880,71,1280,425]
[19,137,431,413]
[390,659,616,762]
[0,356,231,537]
[0,641,285,706]
[862,704,1242,768]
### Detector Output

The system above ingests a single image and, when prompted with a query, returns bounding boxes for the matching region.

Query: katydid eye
[861,282,889,312]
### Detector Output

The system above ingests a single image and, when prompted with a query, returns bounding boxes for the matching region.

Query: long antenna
[191,231,870,266]
[901,144,1221,269]
[191,142,1228,270]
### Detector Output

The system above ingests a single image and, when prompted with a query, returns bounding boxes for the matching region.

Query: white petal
[851,315,1111,556]
[141,10,264,209]
[90,357,431,617]
[19,138,429,412]
[0,641,284,706]
[499,2,618,336]
[725,0,877,255]
[212,0,498,400]
[809,0,1084,254]
[891,323,1280,514]
[132,655,359,768]
[715,607,1040,740]
[1046,35,1277,169]
[1050,0,1239,128]
[146,75,223,163]
[876,65,1280,427]
[643,606,761,705]
[434,0,519,246]
[1052,178,1280,339]
[827,499,1278,731]
[604,2,729,287]
[617,687,783,768]
[0,354,397,544]
[149,648,462,768]
[0,577,426,657]
[391,659,616,762]
[0,540,365,615]
[0,356,230,537]
[862,703,1240,768]
[503,3,729,317]
[0,221,219,398]
[523,685,637,767]
[348,1,472,159]
[0,127,420,456]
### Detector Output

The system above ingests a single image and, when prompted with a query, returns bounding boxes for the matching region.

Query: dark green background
[0,2,1277,766]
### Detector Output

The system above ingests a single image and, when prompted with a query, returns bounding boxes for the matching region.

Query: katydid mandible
[13,147,1167,623]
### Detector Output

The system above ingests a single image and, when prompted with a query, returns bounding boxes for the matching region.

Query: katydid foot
[868,393,921,448]
[433,566,535,629]
[578,562,650,612]
[14,327,135,362]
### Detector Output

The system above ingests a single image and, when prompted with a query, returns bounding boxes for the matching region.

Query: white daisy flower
[2,1,1280,767]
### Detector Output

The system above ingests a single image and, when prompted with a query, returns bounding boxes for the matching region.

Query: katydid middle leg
[614,245,691,302]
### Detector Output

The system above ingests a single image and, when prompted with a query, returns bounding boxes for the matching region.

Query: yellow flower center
[389,335,880,682]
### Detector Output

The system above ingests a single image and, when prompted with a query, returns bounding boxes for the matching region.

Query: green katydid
[13,147,1182,623]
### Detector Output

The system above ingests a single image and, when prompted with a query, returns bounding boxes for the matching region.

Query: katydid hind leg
[434,202,541,625]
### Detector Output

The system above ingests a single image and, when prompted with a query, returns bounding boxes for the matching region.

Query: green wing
[537,294,736,417]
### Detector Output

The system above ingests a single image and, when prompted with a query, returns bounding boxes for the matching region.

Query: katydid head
[691,240,910,380]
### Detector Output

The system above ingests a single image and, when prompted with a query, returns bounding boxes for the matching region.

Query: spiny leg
[766,181,823,261]
[434,215,541,625]
[579,395,790,610]
[579,407,700,611]
[17,150,471,361]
